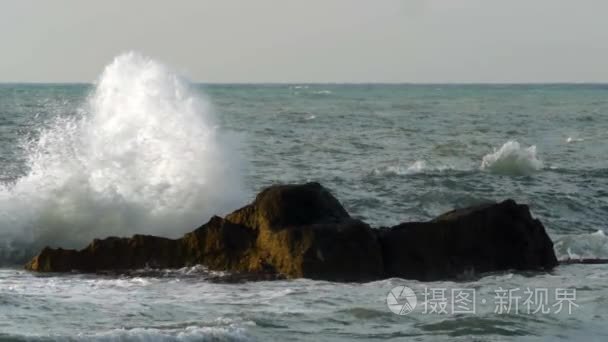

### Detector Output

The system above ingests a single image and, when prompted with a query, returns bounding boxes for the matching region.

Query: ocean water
[0,54,607,340]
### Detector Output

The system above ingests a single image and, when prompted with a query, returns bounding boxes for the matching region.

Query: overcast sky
[1,0,607,83]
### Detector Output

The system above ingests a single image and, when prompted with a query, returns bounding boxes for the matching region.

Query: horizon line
[1,81,608,86]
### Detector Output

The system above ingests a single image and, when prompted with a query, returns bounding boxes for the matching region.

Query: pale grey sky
[1,0,607,83]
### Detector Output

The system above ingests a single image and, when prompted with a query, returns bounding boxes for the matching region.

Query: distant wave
[566,136,584,143]
[292,89,332,96]
[371,141,544,178]
[371,160,456,176]
[0,52,246,263]
[480,141,543,176]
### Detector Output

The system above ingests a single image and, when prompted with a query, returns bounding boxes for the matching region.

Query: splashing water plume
[0,53,245,263]
[480,140,543,176]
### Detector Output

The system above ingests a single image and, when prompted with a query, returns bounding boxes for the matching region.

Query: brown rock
[25,183,558,282]
[223,182,384,281]
[25,235,185,272]
[181,215,258,272]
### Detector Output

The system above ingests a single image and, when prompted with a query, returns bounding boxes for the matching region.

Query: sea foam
[371,160,459,176]
[0,52,246,263]
[8,325,253,342]
[83,325,252,342]
[480,140,543,176]
[554,230,608,260]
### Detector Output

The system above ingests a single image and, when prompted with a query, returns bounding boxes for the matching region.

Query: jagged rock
[25,182,558,281]
[222,182,384,281]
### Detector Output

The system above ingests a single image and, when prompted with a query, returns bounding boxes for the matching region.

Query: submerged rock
[25,182,557,281]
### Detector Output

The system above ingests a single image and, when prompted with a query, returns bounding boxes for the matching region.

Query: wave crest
[480,141,543,176]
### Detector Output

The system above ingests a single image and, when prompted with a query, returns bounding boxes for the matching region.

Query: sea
[0,53,607,341]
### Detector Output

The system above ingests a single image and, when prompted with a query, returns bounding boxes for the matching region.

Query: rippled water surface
[1,265,607,341]
[1,79,607,340]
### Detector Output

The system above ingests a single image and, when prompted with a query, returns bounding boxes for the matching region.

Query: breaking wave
[554,230,608,260]
[0,52,246,263]
[480,140,543,176]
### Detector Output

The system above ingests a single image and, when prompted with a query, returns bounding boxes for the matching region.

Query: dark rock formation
[378,200,558,281]
[25,182,558,281]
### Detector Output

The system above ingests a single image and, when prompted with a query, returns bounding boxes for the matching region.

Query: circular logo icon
[387,286,417,315]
